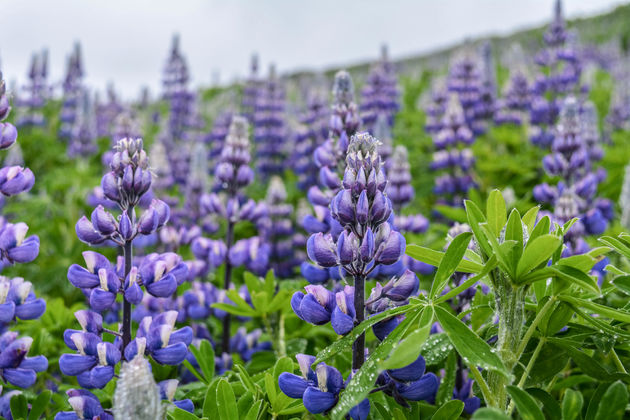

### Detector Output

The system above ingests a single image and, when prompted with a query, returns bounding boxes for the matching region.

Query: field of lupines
[1,1,630,419]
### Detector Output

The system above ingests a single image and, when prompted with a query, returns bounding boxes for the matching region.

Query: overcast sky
[1,0,626,99]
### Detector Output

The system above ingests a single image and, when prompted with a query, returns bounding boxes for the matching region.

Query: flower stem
[352,274,365,370]
[221,219,235,355]
[507,337,546,415]
[122,208,134,353]
[514,296,556,360]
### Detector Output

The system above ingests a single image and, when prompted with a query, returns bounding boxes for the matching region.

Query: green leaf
[212,302,256,317]
[465,199,493,257]
[612,275,630,295]
[10,394,28,420]
[430,232,473,298]
[561,388,584,420]
[505,208,523,244]
[406,245,483,274]
[506,386,545,420]
[183,359,206,384]
[189,339,215,382]
[522,206,540,233]
[420,333,453,366]
[330,310,422,419]
[431,399,464,420]
[486,189,507,237]
[434,305,509,378]
[202,378,220,418]
[471,407,511,419]
[479,223,515,278]
[435,350,457,405]
[28,390,52,420]
[314,304,414,364]
[434,204,468,223]
[599,235,630,259]
[168,407,200,420]
[243,400,264,420]
[558,295,630,324]
[585,382,611,420]
[547,338,630,383]
[216,379,239,420]
[383,307,433,369]
[526,388,561,420]
[594,381,628,420]
[548,265,600,295]
[234,364,259,396]
[528,215,551,243]
[236,391,254,417]
[516,234,562,279]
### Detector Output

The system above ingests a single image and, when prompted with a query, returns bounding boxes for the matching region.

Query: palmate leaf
[515,234,562,279]
[486,189,507,237]
[216,379,239,420]
[429,232,473,299]
[330,309,423,420]
[464,199,493,257]
[382,306,433,369]
[599,235,630,259]
[405,244,483,274]
[558,295,630,324]
[313,304,414,364]
[434,306,509,378]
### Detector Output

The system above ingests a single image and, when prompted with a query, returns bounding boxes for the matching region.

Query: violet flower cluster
[0,73,47,396]
[67,91,98,159]
[16,50,49,128]
[301,70,360,284]
[59,138,193,414]
[192,116,269,358]
[360,45,399,132]
[253,65,287,179]
[293,91,329,191]
[59,43,84,142]
[161,35,195,186]
[429,95,476,207]
[446,52,484,135]
[261,177,299,278]
[534,97,613,257]
[281,133,438,417]
[95,84,124,138]
[529,0,583,148]
[242,54,260,123]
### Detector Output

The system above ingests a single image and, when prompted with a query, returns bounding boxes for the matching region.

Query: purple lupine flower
[253,64,287,179]
[16,50,49,128]
[54,389,113,420]
[0,277,46,323]
[278,354,344,415]
[529,0,583,148]
[124,311,192,365]
[161,35,195,186]
[58,43,84,141]
[0,222,39,265]
[0,333,47,388]
[59,332,121,389]
[305,70,360,244]
[230,327,272,362]
[376,354,439,405]
[447,52,483,135]
[360,45,399,132]
[293,89,329,190]
[206,111,233,164]
[535,96,613,258]
[67,91,98,159]
[429,95,477,207]
[425,84,449,133]
[261,177,298,278]
[453,370,481,414]
[242,53,261,122]
[158,379,194,413]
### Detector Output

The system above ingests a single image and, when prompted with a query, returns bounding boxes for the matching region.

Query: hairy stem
[221,220,235,355]
[487,275,525,410]
[352,274,366,370]
[122,207,134,353]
